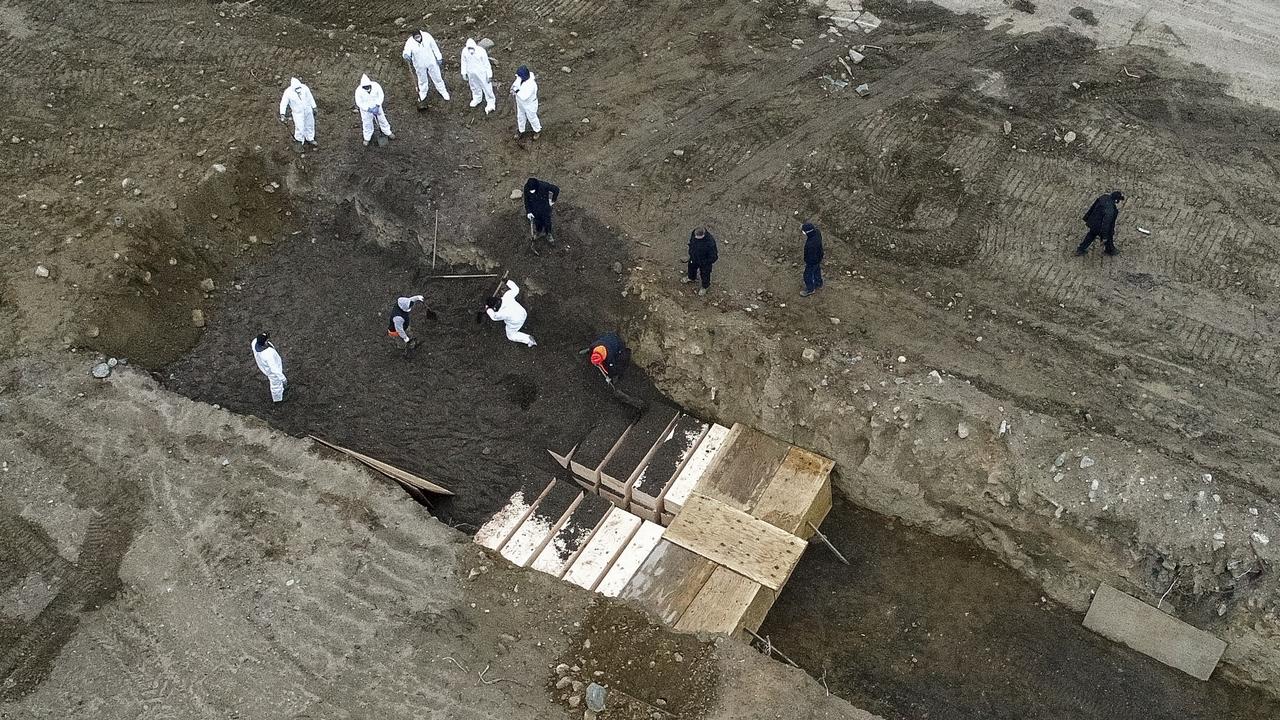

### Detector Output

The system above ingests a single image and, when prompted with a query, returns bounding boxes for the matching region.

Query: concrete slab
[1083,583,1227,681]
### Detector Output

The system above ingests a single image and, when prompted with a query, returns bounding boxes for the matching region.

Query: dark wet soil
[761,497,1280,720]
[163,204,664,528]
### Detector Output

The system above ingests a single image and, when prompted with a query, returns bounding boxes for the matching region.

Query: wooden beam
[663,492,806,591]
[692,424,791,512]
[619,540,717,626]
[751,447,834,537]
[309,435,453,495]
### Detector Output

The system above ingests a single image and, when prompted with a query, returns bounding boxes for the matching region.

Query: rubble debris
[192,309,206,328]
[91,362,111,379]
[1079,456,1096,469]
[34,265,50,278]
[855,83,871,97]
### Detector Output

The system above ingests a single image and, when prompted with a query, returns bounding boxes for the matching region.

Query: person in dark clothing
[524,177,560,243]
[587,332,630,382]
[801,222,824,297]
[684,227,719,295]
[1076,191,1124,256]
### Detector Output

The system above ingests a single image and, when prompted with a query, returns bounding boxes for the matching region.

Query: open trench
[158,181,1280,719]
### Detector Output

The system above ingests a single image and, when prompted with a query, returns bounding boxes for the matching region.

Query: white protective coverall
[402,31,449,102]
[511,72,541,133]
[251,338,287,402]
[460,39,495,112]
[486,280,536,347]
[278,77,317,143]
[354,74,393,143]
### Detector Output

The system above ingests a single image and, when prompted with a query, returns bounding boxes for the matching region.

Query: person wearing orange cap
[586,332,630,382]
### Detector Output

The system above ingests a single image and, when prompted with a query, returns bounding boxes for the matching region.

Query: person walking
[251,333,287,403]
[460,39,496,113]
[510,65,541,139]
[485,279,537,347]
[278,77,317,152]
[402,29,449,109]
[524,177,560,243]
[1075,191,1124,256]
[683,227,718,295]
[387,294,426,356]
[800,222,824,297]
[355,74,394,146]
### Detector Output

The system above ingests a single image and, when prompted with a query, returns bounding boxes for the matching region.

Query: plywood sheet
[597,521,666,597]
[692,424,790,512]
[309,435,453,494]
[662,423,730,513]
[752,447,834,537]
[563,507,642,590]
[673,565,775,636]
[619,540,717,626]
[1083,583,1227,681]
[664,492,806,591]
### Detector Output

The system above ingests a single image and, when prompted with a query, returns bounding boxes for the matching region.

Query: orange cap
[590,346,607,366]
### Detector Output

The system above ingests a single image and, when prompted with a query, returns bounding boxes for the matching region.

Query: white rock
[91,363,111,379]
[561,66,572,74]
[672,149,684,157]
[998,419,1009,436]
[896,355,907,363]
[928,370,943,384]
[191,309,206,328]
[107,358,118,367]
[1252,532,1270,545]
[957,423,970,439]
[34,265,50,278]
[1064,131,1077,145]
[199,278,216,292]
[509,188,521,199]
[802,348,818,363]
[1002,120,1011,135]
[479,37,494,49]
[212,163,227,173]
[1079,456,1095,469]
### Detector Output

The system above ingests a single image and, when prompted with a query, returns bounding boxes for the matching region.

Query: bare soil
[5,0,1280,717]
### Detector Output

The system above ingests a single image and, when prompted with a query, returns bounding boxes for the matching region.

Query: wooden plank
[475,489,535,551]
[1083,583,1227,681]
[563,507,642,590]
[619,540,717,626]
[751,447,835,537]
[597,520,666,597]
[673,565,775,636]
[547,446,574,469]
[693,424,790,512]
[309,435,453,495]
[530,492,611,576]
[500,480,579,567]
[661,423,730,515]
[664,493,806,591]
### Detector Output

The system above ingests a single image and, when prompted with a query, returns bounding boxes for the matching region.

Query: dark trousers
[531,213,553,236]
[804,262,823,292]
[1077,230,1115,254]
[687,261,712,289]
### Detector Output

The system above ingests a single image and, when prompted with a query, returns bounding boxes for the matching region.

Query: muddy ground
[5,0,1280,717]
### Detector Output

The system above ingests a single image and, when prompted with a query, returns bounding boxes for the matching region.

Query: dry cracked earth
[3,0,1280,718]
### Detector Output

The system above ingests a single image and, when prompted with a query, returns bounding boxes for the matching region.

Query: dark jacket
[688,232,719,266]
[591,332,627,376]
[524,177,560,220]
[1083,194,1119,238]
[803,226,824,265]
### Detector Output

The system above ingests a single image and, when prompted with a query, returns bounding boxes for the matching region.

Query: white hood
[397,297,414,312]
[465,39,477,52]
[359,73,372,88]
[290,77,303,91]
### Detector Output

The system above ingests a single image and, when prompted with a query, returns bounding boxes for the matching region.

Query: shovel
[596,365,647,412]
[527,215,541,256]
[475,270,510,324]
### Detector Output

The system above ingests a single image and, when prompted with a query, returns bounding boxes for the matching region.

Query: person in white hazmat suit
[484,280,537,347]
[460,39,495,113]
[354,74,394,145]
[251,333,287,403]
[402,30,449,108]
[278,77,318,151]
[510,65,541,138]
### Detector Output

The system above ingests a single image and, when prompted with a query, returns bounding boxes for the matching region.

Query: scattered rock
[34,264,50,278]
[1253,532,1270,546]
[91,362,111,379]
[509,188,522,199]
[957,423,970,439]
[191,309,206,328]
[121,177,133,189]
[199,278,216,292]
[802,348,818,363]
[847,48,865,64]
[393,16,406,25]
[1053,452,1066,468]
[497,633,516,644]
[1002,120,1011,135]
[855,83,871,97]
[896,355,907,363]
[556,677,573,690]
[568,695,581,709]
[561,66,572,74]
[1069,6,1099,25]
[107,358,118,368]
[1079,456,1095,469]
[1064,131,1077,145]
[88,326,100,338]
[555,663,571,677]
[212,163,227,173]
[479,37,494,49]
[998,419,1009,436]
[672,149,684,157]
[611,261,623,274]
[928,370,943,383]
[585,683,607,712]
